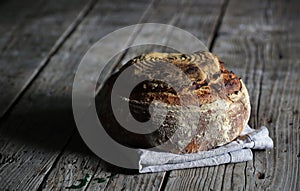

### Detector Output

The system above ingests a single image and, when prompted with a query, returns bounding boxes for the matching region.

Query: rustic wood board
[0,0,44,50]
[163,0,300,190]
[0,0,94,118]
[0,0,298,190]
[0,0,154,190]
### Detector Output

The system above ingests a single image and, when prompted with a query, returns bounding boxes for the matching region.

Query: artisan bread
[96,51,251,154]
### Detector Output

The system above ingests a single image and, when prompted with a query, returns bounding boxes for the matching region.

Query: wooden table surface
[0,0,299,190]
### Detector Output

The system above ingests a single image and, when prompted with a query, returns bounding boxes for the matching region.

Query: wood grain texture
[0,0,298,190]
[41,0,177,190]
[117,0,226,69]
[0,0,43,50]
[0,0,93,118]
[164,0,300,190]
[0,0,155,190]
[39,0,226,190]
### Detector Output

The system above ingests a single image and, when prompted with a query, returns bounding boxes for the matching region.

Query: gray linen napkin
[138,125,273,173]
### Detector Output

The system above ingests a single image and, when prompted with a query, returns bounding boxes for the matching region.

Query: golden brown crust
[97,51,251,154]
[129,51,242,106]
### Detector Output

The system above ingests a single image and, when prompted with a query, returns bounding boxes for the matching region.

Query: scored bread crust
[97,51,251,154]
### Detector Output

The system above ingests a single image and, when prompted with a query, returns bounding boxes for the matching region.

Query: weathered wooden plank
[39,134,103,191]
[0,0,154,190]
[164,0,300,190]
[2,0,297,190]
[0,0,94,118]
[116,0,227,69]
[215,0,300,190]
[0,0,43,50]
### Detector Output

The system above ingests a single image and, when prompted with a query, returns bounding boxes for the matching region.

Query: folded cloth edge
[139,149,253,173]
[138,125,273,173]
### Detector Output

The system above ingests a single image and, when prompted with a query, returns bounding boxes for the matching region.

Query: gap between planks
[0,0,98,119]
[208,0,230,52]
[36,131,77,191]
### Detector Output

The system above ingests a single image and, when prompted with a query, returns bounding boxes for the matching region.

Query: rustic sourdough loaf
[96,51,251,154]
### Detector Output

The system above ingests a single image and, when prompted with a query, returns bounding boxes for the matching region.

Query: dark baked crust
[96,51,251,154]
[129,52,242,106]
